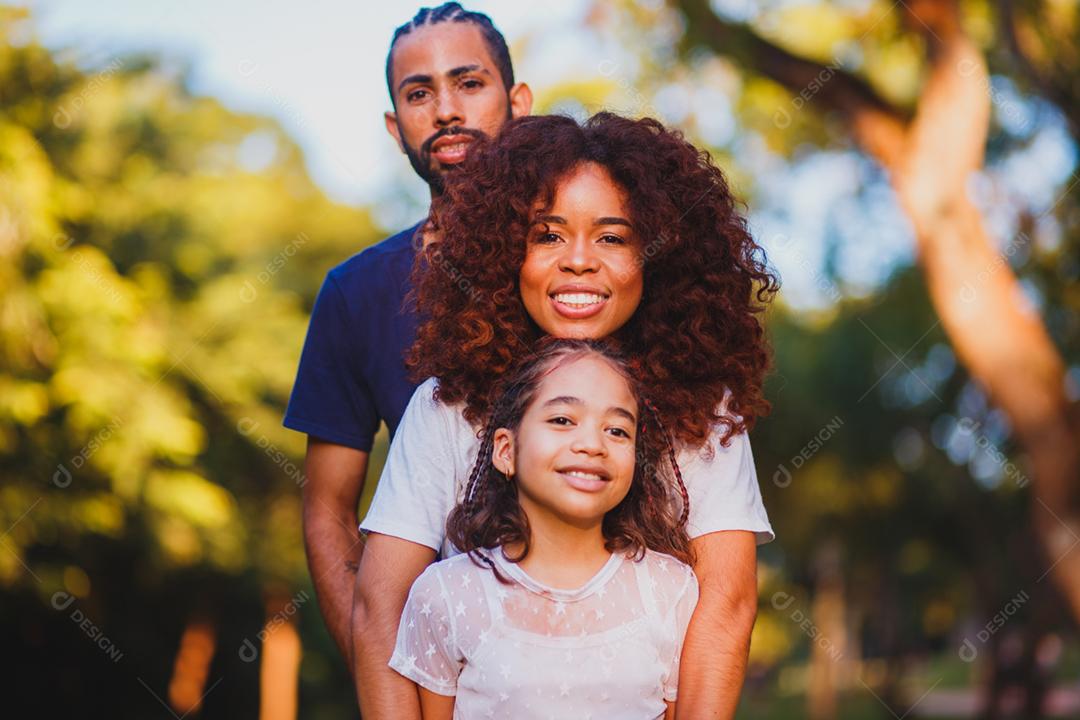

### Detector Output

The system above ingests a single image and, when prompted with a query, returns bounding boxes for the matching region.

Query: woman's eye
[536,232,561,244]
[599,234,625,244]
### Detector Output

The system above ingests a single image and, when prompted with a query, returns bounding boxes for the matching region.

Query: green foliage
[1,11,380,712]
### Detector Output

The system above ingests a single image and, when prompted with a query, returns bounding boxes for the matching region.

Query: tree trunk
[808,540,846,720]
[678,0,1080,625]
[882,0,1080,627]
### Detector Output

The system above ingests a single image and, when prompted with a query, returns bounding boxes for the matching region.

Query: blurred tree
[671,0,1079,628]
[0,6,379,716]
[592,0,1078,716]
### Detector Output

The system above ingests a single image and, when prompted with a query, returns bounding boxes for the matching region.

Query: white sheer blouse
[390,547,699,719]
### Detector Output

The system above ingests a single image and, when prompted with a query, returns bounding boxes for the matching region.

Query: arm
[286,270,382,662]
[300,438,369,664]
[419,688,455,719]
[676,530,758,720]
[353,533,437,720]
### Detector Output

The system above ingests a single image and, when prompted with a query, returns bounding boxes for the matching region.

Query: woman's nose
[558,235,600,274]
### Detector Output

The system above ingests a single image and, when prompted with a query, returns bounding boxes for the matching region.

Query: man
[282,0,531,698]
[289,4,761,719]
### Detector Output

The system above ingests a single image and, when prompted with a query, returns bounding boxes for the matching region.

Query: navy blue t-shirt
[283,221,424,451]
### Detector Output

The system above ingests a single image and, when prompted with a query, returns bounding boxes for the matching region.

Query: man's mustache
[420,127,487,159]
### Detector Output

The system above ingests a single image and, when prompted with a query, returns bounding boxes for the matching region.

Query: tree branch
[674,0,909,167]
[997,0,1080,141]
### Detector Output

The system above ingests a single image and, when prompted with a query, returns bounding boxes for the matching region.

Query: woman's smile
[549,283,611,319]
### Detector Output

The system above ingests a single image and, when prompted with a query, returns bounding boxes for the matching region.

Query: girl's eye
[608,427,632,438]
[548,416,572,426]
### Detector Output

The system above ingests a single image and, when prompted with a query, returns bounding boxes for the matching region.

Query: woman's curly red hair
[407,112,779,446]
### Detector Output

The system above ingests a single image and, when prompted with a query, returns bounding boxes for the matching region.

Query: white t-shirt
[361,378,773,558]
[390,547,698,719]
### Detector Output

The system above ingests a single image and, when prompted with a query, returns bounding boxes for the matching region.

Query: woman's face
[493,353,638,528]
[519,162,644,339]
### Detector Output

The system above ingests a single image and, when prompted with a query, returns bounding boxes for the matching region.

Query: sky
[16,0,1077,312]
[22,0,599,213]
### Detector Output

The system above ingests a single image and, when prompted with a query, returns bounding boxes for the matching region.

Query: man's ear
[491,428,516,477]
[508,82,533,119]
[384,111,406,153]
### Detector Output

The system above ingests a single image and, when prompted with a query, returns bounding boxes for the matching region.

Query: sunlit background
[2,0,1079,717]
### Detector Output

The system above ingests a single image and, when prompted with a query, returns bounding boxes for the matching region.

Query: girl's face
[519,162,644,339]
[493,353,638,528]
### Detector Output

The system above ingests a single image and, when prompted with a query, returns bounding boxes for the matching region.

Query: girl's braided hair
[446,337,694,581]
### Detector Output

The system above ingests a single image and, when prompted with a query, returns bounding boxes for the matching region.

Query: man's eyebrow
[448,64,490,78]
[397,73,432,92]
[398,65,492,93]
[542,396,637,424]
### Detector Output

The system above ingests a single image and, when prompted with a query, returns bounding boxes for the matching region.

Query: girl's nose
[570,422,606,455]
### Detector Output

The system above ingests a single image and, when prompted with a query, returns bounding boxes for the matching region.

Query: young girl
[389,339,698,719]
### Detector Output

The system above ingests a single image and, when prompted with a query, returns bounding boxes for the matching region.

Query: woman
[357,112,778,713]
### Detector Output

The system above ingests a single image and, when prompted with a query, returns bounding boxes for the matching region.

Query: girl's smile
[493,353,638,526]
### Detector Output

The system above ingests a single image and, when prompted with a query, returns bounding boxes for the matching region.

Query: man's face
[385,22,531,193]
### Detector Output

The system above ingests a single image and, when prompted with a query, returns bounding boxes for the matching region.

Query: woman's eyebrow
[594,216,632,228]
[534,215,632,228]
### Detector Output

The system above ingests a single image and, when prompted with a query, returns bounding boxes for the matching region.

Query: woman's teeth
[564,470,603,482]
[554,293,606,307]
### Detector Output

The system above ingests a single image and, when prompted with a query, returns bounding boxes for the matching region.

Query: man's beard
[403,126,487,195]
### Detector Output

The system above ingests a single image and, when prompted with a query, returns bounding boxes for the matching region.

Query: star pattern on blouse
[394,550,695,716]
